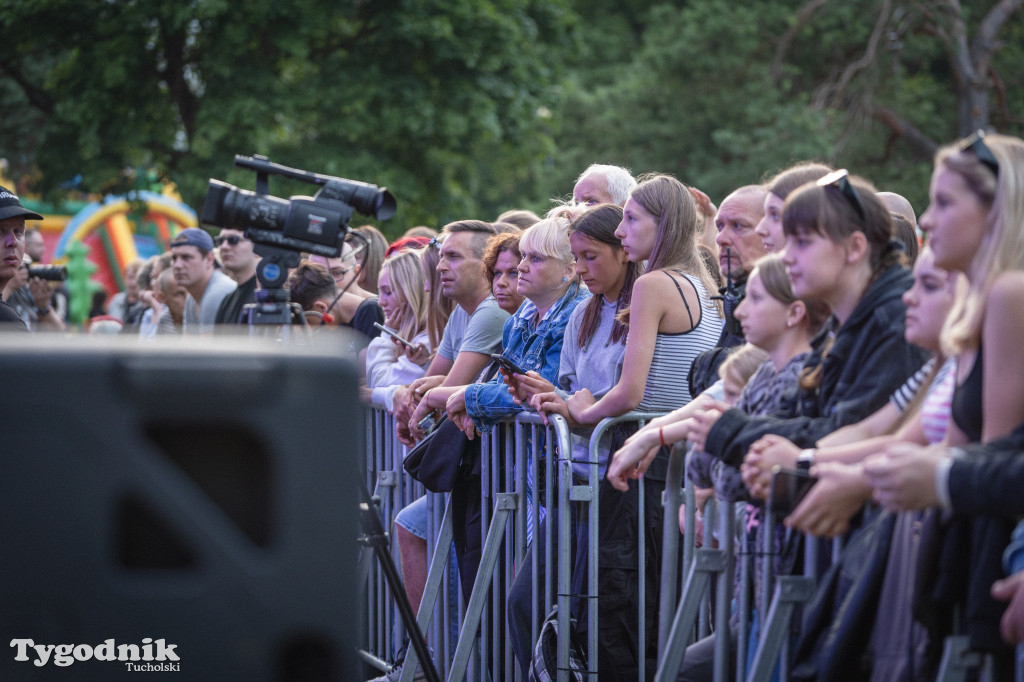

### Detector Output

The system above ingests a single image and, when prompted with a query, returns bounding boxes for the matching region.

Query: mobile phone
[374,322,416,349]
[417,413,437,432]
[768,466,818,515]
[490,353,528,376]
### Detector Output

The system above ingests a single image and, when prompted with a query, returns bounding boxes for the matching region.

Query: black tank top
[951,349,984,442]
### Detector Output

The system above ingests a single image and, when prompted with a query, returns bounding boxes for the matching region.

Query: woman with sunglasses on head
[710,246,962,680]
[862,131,1024,677]
[686,170,928,493]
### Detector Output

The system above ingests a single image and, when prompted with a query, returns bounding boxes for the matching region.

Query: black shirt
[215,275,258,326]
[0,298,29,331]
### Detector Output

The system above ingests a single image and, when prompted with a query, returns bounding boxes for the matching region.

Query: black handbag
[403,415,474,493]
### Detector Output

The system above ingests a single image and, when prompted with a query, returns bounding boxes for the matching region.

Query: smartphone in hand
[374,322,416,350]
[490,353,528,376]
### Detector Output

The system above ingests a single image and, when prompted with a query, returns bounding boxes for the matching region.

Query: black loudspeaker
[0,334,363,681]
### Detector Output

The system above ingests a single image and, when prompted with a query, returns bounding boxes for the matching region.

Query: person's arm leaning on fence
[458,285,586,435]
[863,419,1024,516]
[694,320,923,468]
[605,392,718,492]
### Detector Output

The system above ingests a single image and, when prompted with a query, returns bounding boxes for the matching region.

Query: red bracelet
[659,427,666,448]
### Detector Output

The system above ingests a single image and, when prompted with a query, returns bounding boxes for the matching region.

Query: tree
[541,0,1023,212]
[0,0,576,233]
[774,0,1024,157]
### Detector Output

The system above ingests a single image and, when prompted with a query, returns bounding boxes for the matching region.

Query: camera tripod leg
[358,476,440,682]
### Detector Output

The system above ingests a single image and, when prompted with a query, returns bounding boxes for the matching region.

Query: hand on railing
[683,401,729,452]
[741,434,802,500]
[606,427,664,492]
[785,461,870,538]
[394,376,440,425]
[565,388,596,424]
[526,390,569,427]
[862,441,949,512]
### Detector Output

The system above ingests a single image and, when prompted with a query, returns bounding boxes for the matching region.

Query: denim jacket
[465,282,588,431]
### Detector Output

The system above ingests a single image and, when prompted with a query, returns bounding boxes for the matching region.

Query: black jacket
[918,419,1024,661]
[950,419,1024,516]
[704,264,928,468]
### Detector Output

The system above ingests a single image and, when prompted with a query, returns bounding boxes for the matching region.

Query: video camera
[201,154,395,263]
[200,155,396,325]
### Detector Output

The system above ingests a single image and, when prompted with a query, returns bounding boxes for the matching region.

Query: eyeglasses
[960,129,1000,178]
[817,169,866,221]
[214,235,245,247]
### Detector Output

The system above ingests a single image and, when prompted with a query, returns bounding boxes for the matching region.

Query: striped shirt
[921,356,956,444]
[639,271,721,411]
[890,357,935,412]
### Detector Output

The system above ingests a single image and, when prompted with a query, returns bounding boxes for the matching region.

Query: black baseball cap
[0,185,44,221]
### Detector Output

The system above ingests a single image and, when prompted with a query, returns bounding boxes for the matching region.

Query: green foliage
[1,0,1022,234]
[1,0,576,236]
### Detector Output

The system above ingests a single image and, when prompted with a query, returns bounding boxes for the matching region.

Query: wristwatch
[797,448,816,472]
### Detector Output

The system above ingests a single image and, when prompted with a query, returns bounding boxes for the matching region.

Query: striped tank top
[639,270,721,411]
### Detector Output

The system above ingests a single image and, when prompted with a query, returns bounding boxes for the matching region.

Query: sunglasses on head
[817,169,866,221]
[959,129,1000,178]
[214,235,245,247]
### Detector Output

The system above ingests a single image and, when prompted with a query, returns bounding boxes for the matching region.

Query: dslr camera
[28,265,68,282]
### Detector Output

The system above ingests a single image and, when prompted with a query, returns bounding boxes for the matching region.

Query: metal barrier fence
[360,401,1016,682]
[359,402,807,682]
[359,404,671,681]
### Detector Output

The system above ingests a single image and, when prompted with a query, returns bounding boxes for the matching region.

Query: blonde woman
[365,249,432,410]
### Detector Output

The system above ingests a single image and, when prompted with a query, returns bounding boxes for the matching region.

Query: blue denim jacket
[465,282,589,431]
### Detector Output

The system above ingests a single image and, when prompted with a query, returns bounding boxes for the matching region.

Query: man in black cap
[170,227,236,335]
[0,185,48,331]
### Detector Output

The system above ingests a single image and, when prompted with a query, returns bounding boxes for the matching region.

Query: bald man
[689,185,768,397]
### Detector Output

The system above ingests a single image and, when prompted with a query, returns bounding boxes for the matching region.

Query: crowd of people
[2,129,1024,681]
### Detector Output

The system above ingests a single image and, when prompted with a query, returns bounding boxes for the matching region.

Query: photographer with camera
[26,226,71,321]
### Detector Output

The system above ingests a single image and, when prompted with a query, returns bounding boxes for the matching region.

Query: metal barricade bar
[363,403,871,682]
[583,411,667,681]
